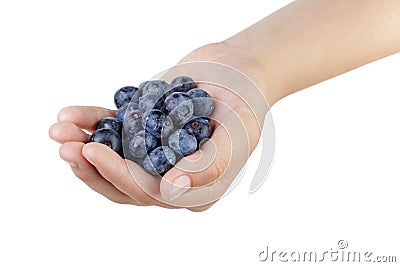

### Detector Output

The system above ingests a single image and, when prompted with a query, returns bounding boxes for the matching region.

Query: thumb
[159,109,251,207]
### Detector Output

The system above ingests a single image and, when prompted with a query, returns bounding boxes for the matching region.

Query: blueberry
[168,129,197,156]
[164,76,195,96]
[122,136,144,164]
[165,85,187,97]
[141,109,174,139]
[123,109,143,139]
[138,93,164,112]
[131,156,144,168]
[116,103,128,122]
[117,101,140,123]
[183,117,212,145]
[130,85,143,106]
[143,146,176,176]
[170,76,196,91]
[96,117,123,135]
[114,86,138,109]
[144,130,158,150]
[164,92,194,125]
[128,130,158,158]
[89,128,122,155]
[187,88,214,117]
[121,138,134,160]
[139,80,169,97]
[142,157,156,175]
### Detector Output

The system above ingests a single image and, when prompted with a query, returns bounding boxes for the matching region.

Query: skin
[49,0,400,211]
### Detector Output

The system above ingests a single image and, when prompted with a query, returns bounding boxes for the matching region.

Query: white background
[0,0,399,266]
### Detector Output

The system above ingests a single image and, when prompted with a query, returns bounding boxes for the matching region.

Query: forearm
[225,0,400,105]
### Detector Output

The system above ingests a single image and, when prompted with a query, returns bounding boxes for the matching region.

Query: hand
[49,42,270,211]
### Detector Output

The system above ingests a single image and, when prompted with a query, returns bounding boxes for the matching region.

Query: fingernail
[169,175,191,201]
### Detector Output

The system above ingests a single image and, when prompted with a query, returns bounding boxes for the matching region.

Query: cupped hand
[49,42,270,211]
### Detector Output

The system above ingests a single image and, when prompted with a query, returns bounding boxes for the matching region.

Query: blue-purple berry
[168,129,197,156]
[187,88,214,117]
[170,76,196,91]
[114,86,138,109]
[96,117,123,135]
[116,103,128,122]
[128,130,158,158]
[164,92,194,125]
[183,117,212,145]
[141,109,174,139]
[123,109,143,139]
[89,128,122,155]
[139,80,169,97]
[138,93,164,112]
[143,146,176,176]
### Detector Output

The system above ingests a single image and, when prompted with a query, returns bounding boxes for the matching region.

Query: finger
[82,142,178,209]
[59,141,138,205]
[49,121,90,144]
[160,101,251,205]
[57,106,116,131]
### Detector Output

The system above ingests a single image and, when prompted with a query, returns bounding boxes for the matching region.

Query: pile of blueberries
[89,76,214,176]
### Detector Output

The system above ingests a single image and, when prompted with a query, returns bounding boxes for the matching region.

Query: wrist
[220,39,284,107]
[180,41,281,108]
